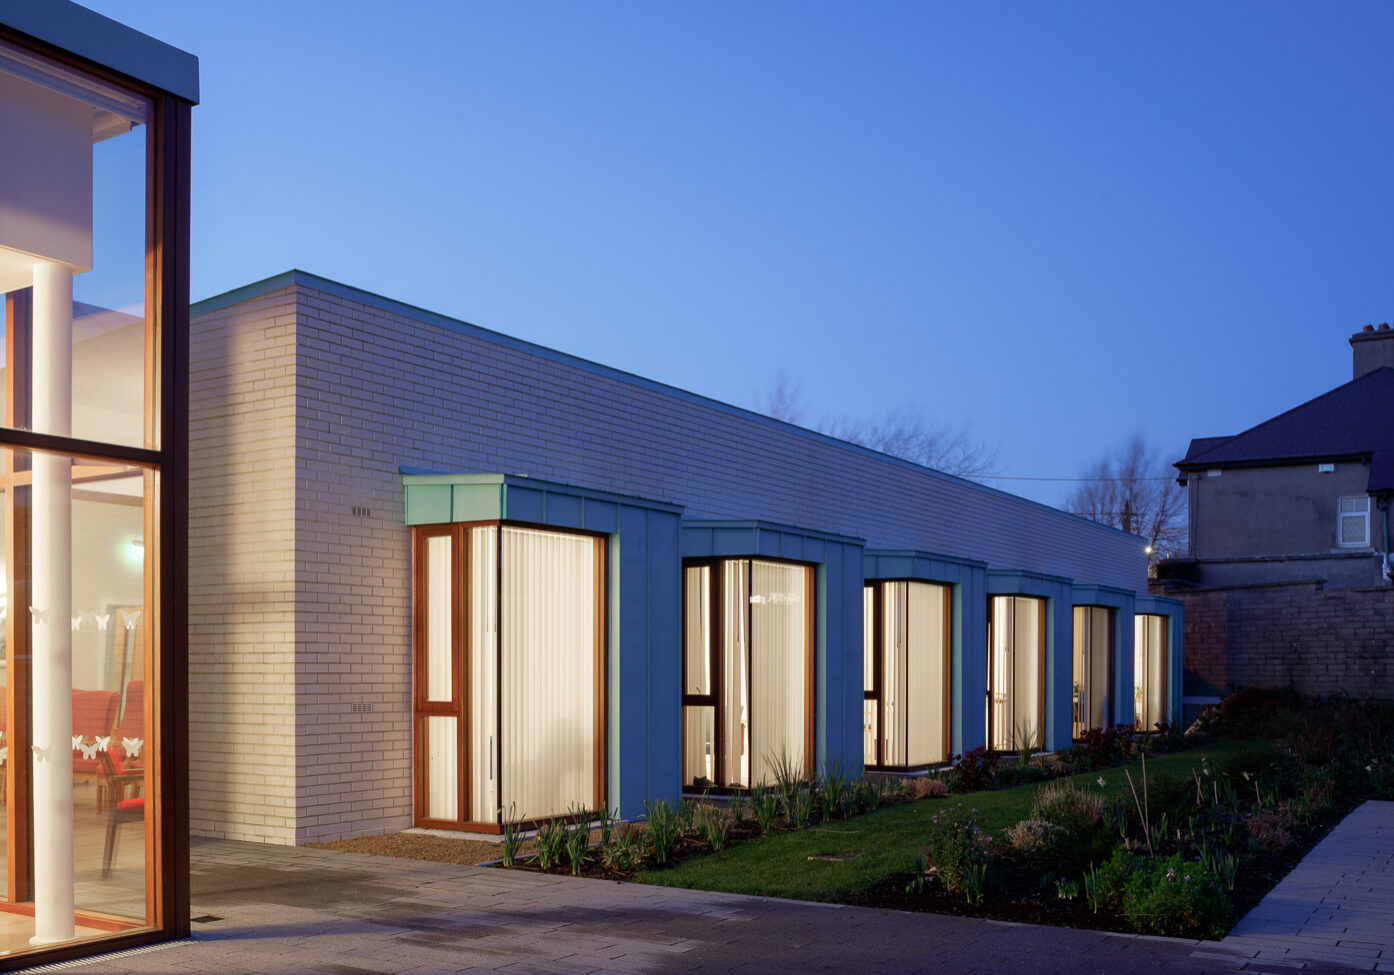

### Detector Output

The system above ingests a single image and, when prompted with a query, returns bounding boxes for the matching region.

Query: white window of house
[1339,497,1370,547]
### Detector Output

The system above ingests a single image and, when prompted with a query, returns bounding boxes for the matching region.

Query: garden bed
[496,691,1394,939]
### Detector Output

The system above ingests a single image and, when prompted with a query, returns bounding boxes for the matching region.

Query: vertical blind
[499,527,598,820]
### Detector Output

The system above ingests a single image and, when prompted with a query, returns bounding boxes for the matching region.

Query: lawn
[638,739,1267,903]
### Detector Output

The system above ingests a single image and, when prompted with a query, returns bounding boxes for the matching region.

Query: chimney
[1351,324,1394,379]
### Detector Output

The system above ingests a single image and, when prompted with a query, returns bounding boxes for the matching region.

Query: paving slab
[13,803,1394,975]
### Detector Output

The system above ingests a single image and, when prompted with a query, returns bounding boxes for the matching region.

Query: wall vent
[351,702,372,714]
[351,505,372,517]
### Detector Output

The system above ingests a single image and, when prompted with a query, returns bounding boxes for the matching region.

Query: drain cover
[191,914,224,924]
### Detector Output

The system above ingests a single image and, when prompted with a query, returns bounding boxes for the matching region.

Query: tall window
[0,34,182,956]
[863,581,951,768]
[1072,606,1113,738]
[414,524,604,828]
[1134,614,1168,731]
[682,559,813,789]
[987,596,1045,752]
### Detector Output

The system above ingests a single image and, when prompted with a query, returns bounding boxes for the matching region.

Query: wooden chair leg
[102,810,119,879]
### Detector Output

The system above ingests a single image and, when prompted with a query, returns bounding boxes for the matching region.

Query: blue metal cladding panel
[987,570,1075,752]
[1070,585,1136,729]
[613,505,683,819]
[504,485,545,523]
[582,500,619,535]
[545,492,584,530]
[836,541,867,772]
[863,550,989,756]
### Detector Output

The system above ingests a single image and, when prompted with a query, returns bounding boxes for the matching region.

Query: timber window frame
[986,595,1046,753]
[1071,605,1114,739]
[411,521,606,831]
[681,557,815,790]
[862,579,952,770]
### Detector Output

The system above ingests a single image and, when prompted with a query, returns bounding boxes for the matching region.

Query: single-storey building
[187,271,1182,844]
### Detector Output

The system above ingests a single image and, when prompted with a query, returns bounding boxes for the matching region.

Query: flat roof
[0,0,198,103]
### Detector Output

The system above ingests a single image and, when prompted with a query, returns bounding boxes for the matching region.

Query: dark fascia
[0,0,199,102]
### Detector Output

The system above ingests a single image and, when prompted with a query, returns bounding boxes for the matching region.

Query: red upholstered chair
[105,680,146,806]
[71,689,120,807]
[100,749,143,879]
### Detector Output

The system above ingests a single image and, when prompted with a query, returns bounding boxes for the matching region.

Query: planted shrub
[1085,847,1143,912]
[1247,807,1295,852]
[947,747,999,793]
[1122,854,1231,938]
[600,823,644,873]
[922,804,994,903]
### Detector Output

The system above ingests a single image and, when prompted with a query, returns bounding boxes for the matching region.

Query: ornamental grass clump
[643,799,681,865]
[535,817,567,871]
[695,804,732,851]
[1028,780,1113,875]
[750,785,780,833]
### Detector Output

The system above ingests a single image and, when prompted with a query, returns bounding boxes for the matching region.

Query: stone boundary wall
[1160,580,1394,698]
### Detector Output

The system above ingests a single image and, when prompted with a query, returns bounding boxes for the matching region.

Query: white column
[30,261,74,946]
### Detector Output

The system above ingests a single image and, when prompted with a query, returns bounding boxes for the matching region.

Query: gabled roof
[1177,366,1394,475]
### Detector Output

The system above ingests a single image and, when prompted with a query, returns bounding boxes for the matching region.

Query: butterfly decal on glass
[31,744,51,763]
[122,737,143,759]
[76,738,101,761]
[95,613,111,631]
[119,608,142,632]
[71,735,83,751]
[0,747,7,764]
[28,607,49,625]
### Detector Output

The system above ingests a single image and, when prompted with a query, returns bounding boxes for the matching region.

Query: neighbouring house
[0,0,197,966]
[186,270,1181,846]
[1158,326,1394,706]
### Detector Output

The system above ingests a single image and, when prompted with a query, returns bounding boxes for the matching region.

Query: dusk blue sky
[86,1,1393,507]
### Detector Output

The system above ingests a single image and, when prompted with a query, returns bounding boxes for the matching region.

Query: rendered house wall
[190,272,1161,842]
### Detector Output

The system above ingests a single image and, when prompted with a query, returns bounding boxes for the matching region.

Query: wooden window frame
[0,25,191,966]
[411,520,607,833]
[680,556,816,791]
[863,579,952,771]
[986,595,1047,755]
[1071,605,1116,740]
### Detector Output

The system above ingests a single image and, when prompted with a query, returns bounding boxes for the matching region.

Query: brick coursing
[191,277,1155,843]
[1167,581,1394,697]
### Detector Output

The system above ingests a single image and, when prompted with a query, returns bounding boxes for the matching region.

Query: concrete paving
[18,802,1394,975]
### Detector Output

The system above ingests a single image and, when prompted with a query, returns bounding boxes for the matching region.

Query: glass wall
[864,581,951,768]
[1134,614,1168,732]
[0,34,169,955]
[682,558,813,789]
[987,596,1043,752]
[1071,606,1113,738]
[413,524,603,828]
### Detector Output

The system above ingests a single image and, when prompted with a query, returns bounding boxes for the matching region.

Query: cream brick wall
[188,288,300,844]
[191,272,1153,843]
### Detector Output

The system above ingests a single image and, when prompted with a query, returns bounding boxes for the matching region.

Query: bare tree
[1067,433,1186,564]
[758,377,998,480]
